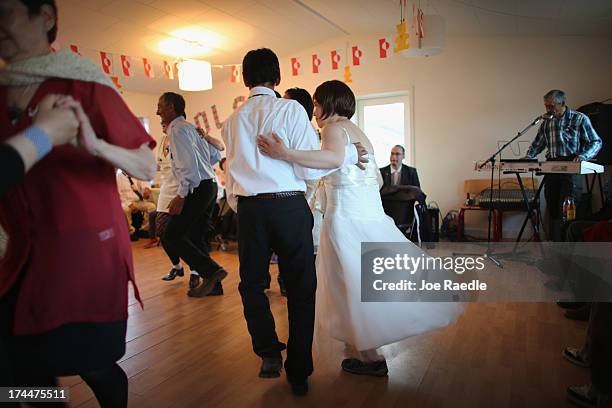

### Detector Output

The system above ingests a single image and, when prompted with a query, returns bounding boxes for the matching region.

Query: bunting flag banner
[330,50,341,70]
[100,51,113,75]
[195,111,211,133]
[291,57,301,76]
[110,76,122,91]
[312,53,321,74]
[394,21,410,53]
[232,95,246,110]
[352,45,363,66]
[173,62,180,79]
[417,7,425,38]
[379,37,391,58]
[343,65,352,83]
[69,44,81,55]
[50,45,58,52]
[163,60,173,79]
[120,55,132,77]
[143,58,154,78]
[211,105,223,129]
[230,65,241,83]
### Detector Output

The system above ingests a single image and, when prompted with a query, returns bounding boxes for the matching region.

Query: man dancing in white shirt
[221,48,365,396]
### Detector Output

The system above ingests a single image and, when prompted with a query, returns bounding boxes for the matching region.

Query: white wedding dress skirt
[315,152,463,352]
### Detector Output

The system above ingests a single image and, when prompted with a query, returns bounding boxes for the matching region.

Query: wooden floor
[59,241,590,408]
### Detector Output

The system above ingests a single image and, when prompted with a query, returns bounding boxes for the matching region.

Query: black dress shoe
[557,301,587,310]
[259,357,282,378]
[161,268,184,281]
[189,274,201,289]
[206,282,223,296]
[341,358,388,377]
[564,305,591,321]
[288,378,308,396]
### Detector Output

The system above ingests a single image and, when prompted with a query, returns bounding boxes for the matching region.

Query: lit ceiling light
[178,59,212,91]
[158,26,222,58]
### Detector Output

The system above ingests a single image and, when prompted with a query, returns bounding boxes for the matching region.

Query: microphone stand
[454,116,544,268]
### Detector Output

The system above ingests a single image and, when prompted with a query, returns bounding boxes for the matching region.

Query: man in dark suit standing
[379,145,425,233]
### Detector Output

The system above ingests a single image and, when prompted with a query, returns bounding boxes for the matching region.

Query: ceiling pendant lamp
[178,59,213,91]
[401,15,446,57]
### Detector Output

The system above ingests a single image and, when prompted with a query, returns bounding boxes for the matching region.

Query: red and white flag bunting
[291,57,301,76]
[69,44,81,55]
[330,50,341,70]
[163,60,173,79]
[100,51,113,75]
[379,37,391,59]
[143,58,154,78]
[312,54,321,74]
[120,55,132,77]
[352,46,363,66]
[230,65,241,83]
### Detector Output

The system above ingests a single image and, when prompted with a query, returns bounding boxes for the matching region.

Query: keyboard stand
[510,171,545,244]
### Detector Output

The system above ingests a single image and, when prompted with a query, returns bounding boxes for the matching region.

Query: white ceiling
[54,0,612,93]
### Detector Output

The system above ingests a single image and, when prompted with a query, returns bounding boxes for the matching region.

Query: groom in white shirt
[222,48,364,396]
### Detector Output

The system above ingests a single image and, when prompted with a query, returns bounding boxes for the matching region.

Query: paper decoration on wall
[343,65,352,83]
[120,55,132,77]
[100,51,113,75]
[143,58,154,78]
[291,57,301,76]
[163,61,174,79]
[394,21,409,53]
[172,62,180,79]
[211,105,223,129]
[69,44,81,55]
[330,50,341,70]
[379,37,391,58]
[232,96,246,111]
[194,111,211,133]
[352,46,363,66]
[110,76,122,91]
[230,65,241,83]
[312,54,321,73]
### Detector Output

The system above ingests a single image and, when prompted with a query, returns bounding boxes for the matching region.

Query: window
[354,92,413,167]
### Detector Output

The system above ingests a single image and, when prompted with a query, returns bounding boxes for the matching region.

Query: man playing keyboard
[526,89,602,241]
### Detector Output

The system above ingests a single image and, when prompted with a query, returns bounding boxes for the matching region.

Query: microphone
[534,113,554,124]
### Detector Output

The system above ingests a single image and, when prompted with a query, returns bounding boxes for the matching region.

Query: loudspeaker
[578,102,612,165]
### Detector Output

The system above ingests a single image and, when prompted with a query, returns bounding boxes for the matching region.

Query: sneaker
[341,358,388,377]
[161,268,184,281]
[188,268,228,297]
[189,274,201,289]
[563,347,590,368]
[567,384,609,408]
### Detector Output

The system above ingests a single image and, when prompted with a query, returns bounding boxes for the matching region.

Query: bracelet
[23,126,52,159]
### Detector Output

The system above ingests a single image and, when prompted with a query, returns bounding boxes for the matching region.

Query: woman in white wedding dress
[257,80,462,377]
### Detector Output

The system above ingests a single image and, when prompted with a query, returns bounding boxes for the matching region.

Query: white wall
[121,89,163,145]
[175,35,612,236]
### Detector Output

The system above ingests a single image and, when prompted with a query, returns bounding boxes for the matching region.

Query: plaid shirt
[526,107,602,160]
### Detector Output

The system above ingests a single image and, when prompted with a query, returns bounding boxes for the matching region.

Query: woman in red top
[0,1,156,406]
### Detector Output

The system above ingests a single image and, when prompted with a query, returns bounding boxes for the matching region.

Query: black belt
[238,191,304,201]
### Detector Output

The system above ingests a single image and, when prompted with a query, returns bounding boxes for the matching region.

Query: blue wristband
[23,126,53,160]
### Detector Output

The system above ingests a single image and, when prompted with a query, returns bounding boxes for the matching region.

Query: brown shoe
[143,238,159,249]
[187,268,228,297]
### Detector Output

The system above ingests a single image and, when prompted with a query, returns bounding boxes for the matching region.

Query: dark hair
[313,80,355,120]
[285,87,314,121]
[219,157,227,171]
[20,0,58,43]
[161,92,186,118]
[393,145,405,155]
[242,48,281,88]
[544,89,566,104]
[274,90,281,98]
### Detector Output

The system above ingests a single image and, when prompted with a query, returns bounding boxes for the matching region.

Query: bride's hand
[256,132,289,160]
